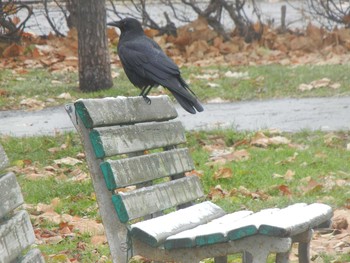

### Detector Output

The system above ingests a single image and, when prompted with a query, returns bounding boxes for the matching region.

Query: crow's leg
[139,86,153,105]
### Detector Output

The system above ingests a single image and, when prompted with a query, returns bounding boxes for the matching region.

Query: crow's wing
[118,37,179,81]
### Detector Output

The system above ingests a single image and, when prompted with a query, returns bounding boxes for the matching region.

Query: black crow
[107,18,204,114]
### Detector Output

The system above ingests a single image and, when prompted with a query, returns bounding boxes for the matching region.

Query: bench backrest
[0,144,45,263]
[66,96,201,261]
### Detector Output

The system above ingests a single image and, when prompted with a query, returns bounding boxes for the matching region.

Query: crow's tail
[170,90,204,114]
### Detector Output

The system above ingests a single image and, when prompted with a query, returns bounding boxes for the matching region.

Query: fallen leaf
[224,71,249,79]
[207,82,220,88]
[284,169,296,181]
[209,149,250,165]
[250,132,290,147]
[193,73,219,80]
[278,184,292,196]
[91,235,107,246]
[275,152,298,165]
[19,98,45,110]
[54,157,82,166]
[185,170,204,177]
[2,43,24,57]
[300,178,323,194]
[56,92,72,99]
[332,215,348,230]
[298,78,341,91]
[208,185,228,201]
[213,167,233,179]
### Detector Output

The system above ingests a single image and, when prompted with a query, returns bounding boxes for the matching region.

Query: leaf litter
[201,130,350,260]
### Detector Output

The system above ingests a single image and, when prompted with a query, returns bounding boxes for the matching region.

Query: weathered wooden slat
[75,96,178,129]
[130,201,226,248]
[0,172,24,219]
[0,210,35,263]
[0,144,9,172]
[20,248,45,263]
[101,148,195,189]
[90,121,186,158]
[258,203,333,237]
[164,211,253,249]
[112,175,204,223]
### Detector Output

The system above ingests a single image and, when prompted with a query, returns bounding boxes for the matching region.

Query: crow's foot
[143,96,151,105]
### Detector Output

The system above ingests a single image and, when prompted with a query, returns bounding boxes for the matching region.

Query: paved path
[0,97,349,137]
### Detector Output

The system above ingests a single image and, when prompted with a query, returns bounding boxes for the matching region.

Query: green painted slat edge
[131,228,159,248]
[89,130,105,159]
[227,225,258,241]
[164,237,195,250]
[100,162,117,190]
[258,225,288,237]
[195,233,226,247]
[74,101,93,129]
[112,194,129,223]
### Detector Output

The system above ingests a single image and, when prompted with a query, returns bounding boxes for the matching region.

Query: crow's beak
[107,21,121,28]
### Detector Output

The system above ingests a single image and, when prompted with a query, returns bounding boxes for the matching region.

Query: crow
[107,18,204,114]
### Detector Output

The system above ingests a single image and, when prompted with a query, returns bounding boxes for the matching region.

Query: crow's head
[107,18,143,34]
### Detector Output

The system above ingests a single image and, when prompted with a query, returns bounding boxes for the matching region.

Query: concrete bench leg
[242,252,253,263]
[293,230,313,263]
[214,256,227,263]
[276,251,290,263]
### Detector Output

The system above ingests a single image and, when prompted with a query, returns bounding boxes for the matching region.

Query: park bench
[0,144,45,263]
[66,95,333,263]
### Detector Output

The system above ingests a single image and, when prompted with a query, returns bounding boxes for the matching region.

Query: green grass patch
[1,64,349,110]
[187,129,350,213]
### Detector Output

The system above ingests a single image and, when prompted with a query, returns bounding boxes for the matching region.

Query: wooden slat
[75,96,178,129]
[0,210,35,263]
[90,121,186,158]
[101,148,195,189]
[164,211,253,249]
[258,203,333,237]
[112,175,204,223]
[0,172,24,219]
[20,248,45,263]
[0,144,9,172]
[130,201,226,248]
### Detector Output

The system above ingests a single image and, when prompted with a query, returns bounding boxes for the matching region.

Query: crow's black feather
[108,18,204,114]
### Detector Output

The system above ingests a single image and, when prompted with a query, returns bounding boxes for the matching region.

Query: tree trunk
[76,0,113,92]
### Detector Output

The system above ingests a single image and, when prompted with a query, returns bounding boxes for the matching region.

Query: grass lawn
[1,129,350,262]
[1,62,349,262]
[0,64,349,110]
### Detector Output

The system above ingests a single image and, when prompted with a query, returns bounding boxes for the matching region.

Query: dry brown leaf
[208,149,250,165]
[275,152,298,165]
[185,170,204,178]
[91,235,107,246]
[19,98,45,110]
[300,177,323,194]
[54,157,82,166]
[2,43,24,57]
[298,78,340,91]
[213,167,233,180]
[208,185,228,201]
[278,184,292,196]
[284,169,296,181]
[250,132,290,147]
